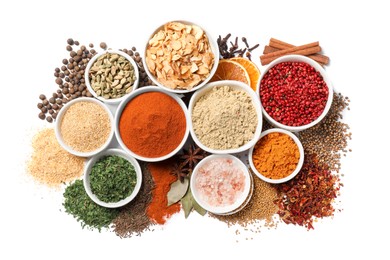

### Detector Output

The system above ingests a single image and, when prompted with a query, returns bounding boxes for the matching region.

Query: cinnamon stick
[263,45,326,66]
[269,38,329,65]
[260,43,321,65]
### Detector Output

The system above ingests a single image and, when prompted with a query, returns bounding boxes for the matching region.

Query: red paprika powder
[119,91,186,158]
[147,161,181,224]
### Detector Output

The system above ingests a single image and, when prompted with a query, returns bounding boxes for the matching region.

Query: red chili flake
[260,62,329,126]
[274,154,341,230]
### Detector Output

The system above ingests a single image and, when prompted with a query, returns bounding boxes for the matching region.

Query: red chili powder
[119,92,186,158]
[147,161,181,225]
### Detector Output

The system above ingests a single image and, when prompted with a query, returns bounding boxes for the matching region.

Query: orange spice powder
[252,132,300,179]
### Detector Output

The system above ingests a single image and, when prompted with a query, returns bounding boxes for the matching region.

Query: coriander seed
[100,42,107,50]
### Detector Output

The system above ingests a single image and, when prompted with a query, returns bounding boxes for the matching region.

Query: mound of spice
[59,101,111,153]
[147,161,181,224]
[192,85,258,150]
[194,156,246,208]
[300,92,351,172]
[90,155,137,203]
[63,180,119,231]
[146,21,215,90]
[27,128,84,187]
[213,172,279,231]
[260,61,329,126]
[88,52,137,99]
[119,92,186,158]
[252,132,300,180]
[275,155,341,230]
[112,163,154,238]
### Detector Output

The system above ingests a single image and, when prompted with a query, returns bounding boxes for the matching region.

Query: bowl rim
[142,19,220,94]
[248,128,304,184]
[258,54,333,132]
[190,154,252,214]
[83,148,142,208]
[54,97,114,158]
[84,49,140,105]
[188,80,263,154]
[115,86,190,162]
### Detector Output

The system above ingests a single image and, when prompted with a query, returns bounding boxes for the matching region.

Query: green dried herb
[90,155,137,203]
[63,180,119,231]
[181,187,207,218]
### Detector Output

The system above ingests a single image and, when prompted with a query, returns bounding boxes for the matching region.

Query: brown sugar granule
[112,163,155,238]
[299,92,352,172]
[212,172,279,229]
[60,101,111,152]
[27,128,84,187]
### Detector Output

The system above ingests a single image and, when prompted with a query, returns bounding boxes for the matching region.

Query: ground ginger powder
[192,85,257,150]
[27,128,85,187]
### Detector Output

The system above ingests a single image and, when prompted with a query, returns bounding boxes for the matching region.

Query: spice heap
[260,61,329,126]
[88,52,137,99]
[262,38,329,66]
[252,132,300,180]
[275,155,341,229]
[90,155,137,203]
[213,171,279,231]
[113,163,155,238]
[27,128,85,187]
[300,93,351,172]
[146,21,215,90]
[119,91,186,158]
[192,85,258,150]
[217,34,259,60]
[147,161,181,224]
[59,101,111,153]
[63,180,119,231]
[194,156,246,208]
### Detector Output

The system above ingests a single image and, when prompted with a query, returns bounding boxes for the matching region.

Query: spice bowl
[188,80,263,154]
[258,54,333,132]
[143,20,219,94]
[55,97,114,157]
[83,148,142,208]
[190,154,252,215]
[115,86,190,162]
[85,49,139,106]
[249,128,304,184]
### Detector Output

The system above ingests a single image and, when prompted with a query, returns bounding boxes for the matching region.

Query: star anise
[180,143,208,172]
[170,161,189,183]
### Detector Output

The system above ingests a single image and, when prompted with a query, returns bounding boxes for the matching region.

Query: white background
[0,0,388,259]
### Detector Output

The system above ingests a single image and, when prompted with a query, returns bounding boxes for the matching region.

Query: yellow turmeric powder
[252,132,300,180]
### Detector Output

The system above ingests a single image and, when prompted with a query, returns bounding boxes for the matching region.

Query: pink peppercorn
[260,62,329,126]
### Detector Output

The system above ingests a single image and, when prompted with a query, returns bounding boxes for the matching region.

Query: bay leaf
[167,178,189,206]
[181,187,193,219]
[192,196,207,216]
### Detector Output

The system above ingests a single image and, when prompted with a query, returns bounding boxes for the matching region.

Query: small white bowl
[258,54,333,132]
[83,148,142,208]
[85,49,139,106]
[55,97,114,157]
[248,128,304,184]
[143,20,219,94]
[189,80,263,154]
[115,86,190,162]
[190,154,252,215]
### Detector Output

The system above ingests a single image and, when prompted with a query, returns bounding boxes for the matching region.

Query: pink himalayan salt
[195,158,245,207]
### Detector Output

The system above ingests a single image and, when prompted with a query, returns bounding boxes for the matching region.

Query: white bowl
[190,154,252,215]
[85,49,139,106]
[189,80,263,154]
[83,148,142,208]
[248,128,304,184]
[115,86,190,162]
[258,54,333,132]
[143,20,219,94]
[55,97,114,157]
